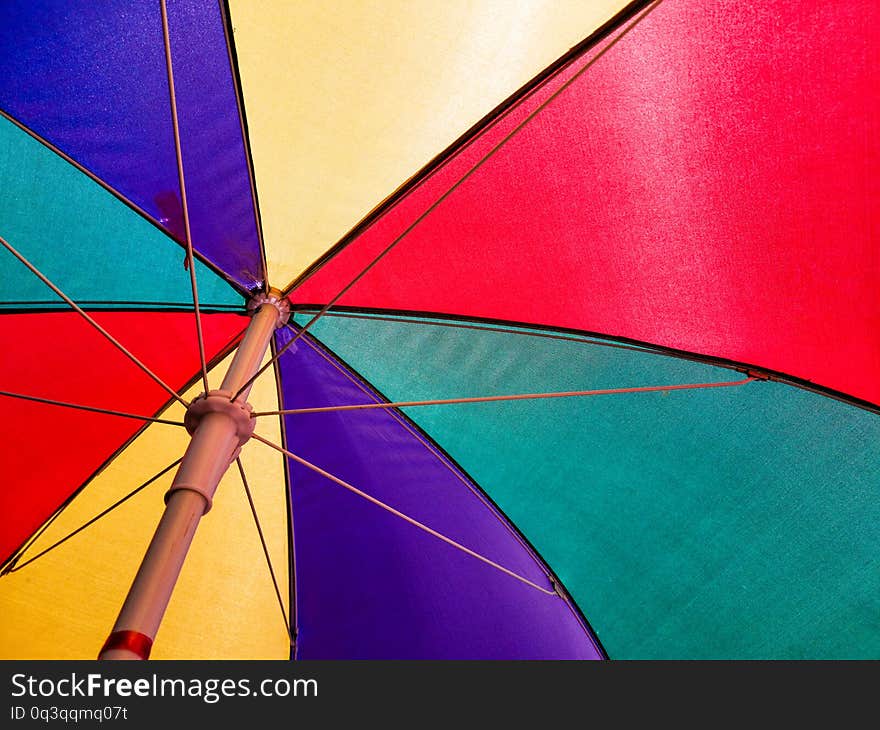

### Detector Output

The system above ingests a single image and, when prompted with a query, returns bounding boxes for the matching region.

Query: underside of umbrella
[0,0,877,660]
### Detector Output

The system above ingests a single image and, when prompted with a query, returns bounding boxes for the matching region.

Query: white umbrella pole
[99,290,289,660]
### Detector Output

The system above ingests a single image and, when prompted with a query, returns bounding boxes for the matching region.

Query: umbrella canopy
[0,0,877,659]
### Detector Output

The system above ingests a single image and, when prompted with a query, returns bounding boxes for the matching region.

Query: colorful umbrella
[0,0,877,660]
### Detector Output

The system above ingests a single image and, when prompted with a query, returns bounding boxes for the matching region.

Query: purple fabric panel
[0,0,262,291]
[276,327,602,659]
[165,0,263,289]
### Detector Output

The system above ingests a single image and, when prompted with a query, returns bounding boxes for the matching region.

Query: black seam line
[290,305,880,416]
[268,334,299,657]
[278,0,652,298]
[0,106,250,299]
[0,304,245,315]
[235,457,292,643]
[294,309,653,356]
[288,327,608,658]
[0,323,249,573]
[218,0,269,285]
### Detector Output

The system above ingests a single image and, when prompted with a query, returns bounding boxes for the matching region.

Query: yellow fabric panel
[0,353,288,659]
[229,0,629,289]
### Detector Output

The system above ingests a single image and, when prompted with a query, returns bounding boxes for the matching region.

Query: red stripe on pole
[99,630,153,660]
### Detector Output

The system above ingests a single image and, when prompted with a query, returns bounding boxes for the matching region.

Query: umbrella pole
[99,290,289,660]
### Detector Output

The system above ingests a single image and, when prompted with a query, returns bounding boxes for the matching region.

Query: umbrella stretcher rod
[99,290,289,660]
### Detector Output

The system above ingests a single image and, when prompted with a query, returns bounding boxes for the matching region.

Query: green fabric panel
[301,313,880,659]
[0,116,241,309]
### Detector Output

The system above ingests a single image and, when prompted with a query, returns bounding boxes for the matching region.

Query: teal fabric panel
[302,313,880,658]
[0,116,241,310]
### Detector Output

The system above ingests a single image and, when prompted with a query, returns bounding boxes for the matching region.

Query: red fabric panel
[292,0,880,405]
[0,311,246,563]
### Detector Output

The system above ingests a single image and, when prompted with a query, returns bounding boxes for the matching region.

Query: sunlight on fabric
[228,0,628,288]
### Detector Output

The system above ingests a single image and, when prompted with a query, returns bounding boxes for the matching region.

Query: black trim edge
[268,333,299,659]
[218,0,269,288]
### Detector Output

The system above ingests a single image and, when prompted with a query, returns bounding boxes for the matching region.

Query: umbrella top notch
[217,288,290,402]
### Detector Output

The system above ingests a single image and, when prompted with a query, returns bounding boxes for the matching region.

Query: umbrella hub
[246,287,291,327]
[183,389,255,446]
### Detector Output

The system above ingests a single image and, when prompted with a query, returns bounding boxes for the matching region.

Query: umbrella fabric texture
[0,0,877,660]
